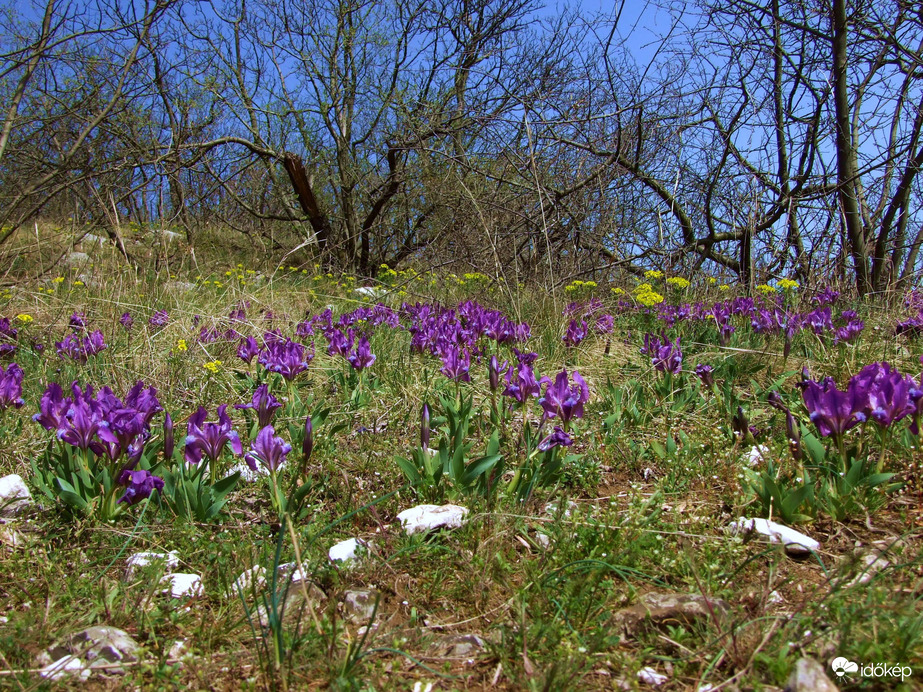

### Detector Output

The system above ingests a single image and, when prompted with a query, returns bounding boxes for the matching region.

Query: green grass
[0,226,921,689]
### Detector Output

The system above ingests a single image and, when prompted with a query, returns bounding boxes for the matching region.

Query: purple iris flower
[768,391,802,460]
[420,403,430,448]
[56,330,107,363]
[563,319,588,347]
[235,383,282,427]
[800,376,866,442]
[854,362,916,428]
[54,335,79,361]
[38,380,162,460]
[117,469,164,505]
[86,330,106,356]
[302,416,313,462]
[69,312,86,331]
[812,287,840,306]
[0,318,18,341]
[244,424,292,472]
[59,396,109,454]
[0,363,25,409]
[325,328,354,357]
[594,314,614,334]
[896,314,923,337]
[488,355,509,391]
[642,333,682,374]
[163,412,175,459]
[184,404,244,465]
[694,363,714,387]
[96,408,148,462]
[33,382,68,430]
[439,345,471,382]
[236,336,261,364]
[123,381,163,425]
[804,307,834,335]
[120,312,134,330]
[229,302,249,321]
[833,320,864,344]
[537,426,573,451]
[512,348,538,365]
[148,310,169,328]
[295,320,315,338]
[262,329,284,346]
[347,335,376,370]
[502,362,542,404]
[484,314,516,343]
[258,339,313,381]
[538,369,589,424]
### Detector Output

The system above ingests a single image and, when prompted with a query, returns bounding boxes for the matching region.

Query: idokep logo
[831,657,913,682]
[831,657,859,677]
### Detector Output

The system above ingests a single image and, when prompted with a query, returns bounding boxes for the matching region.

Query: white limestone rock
[230,565,267,598]
[124,550,180,580]
[731,517,820,555]
[787,657,840,692]
[168,639,189,660]
[396,504,468,535]
[0,475,32,516]
[228,460,266,483]
[328,538,370,565]
[544,500,578,518]
[744,445,770,467]
[276,561,312,585]
[65,251,92,266]
[79,233,107,246]
[638,666,668,686]
[40,655,91,681]
[354,286,385,299]
[157,229,184,243]
[342,588,379,623]
[160,573,203,599]
[36,625,140,677]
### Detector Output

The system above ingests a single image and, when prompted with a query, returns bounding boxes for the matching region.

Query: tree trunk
[831,0,869,295]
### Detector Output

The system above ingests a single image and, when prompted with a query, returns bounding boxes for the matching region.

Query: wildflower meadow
[0,240,921,690]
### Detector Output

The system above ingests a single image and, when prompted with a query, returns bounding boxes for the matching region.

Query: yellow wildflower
[666,277,690,289]
[73,280,84,287]
[176,339,187,352]
[636,290,665,307]
[612,287,625,295]
[777,278,799,290]
[16,314,33,324]
[203,360,222,374]
[756,284,777,294]
[644,270,663,280]
[719,284,730,291]
[706,277,718,285]
[52,277,64,284]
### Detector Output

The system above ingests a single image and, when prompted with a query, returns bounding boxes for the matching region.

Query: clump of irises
[642,332,682,375]
[0,363,24,410]
[56,330,106,363]
[505,367,588,500]
[0,317,18,357]
[32,380,164,519]
[258,338,313,381]
[800,362,921,472]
